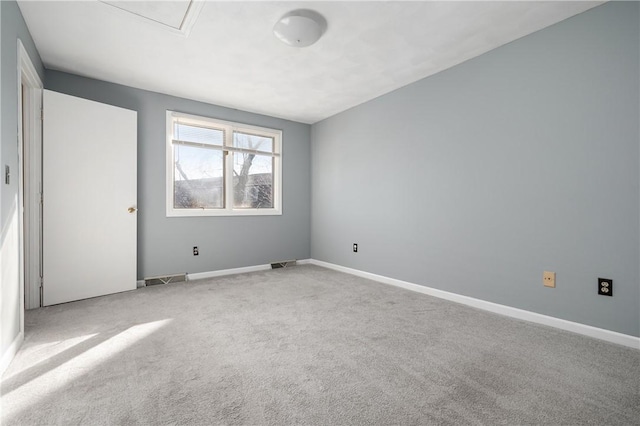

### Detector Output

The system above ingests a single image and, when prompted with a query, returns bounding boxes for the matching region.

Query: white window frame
[166,111,282,217]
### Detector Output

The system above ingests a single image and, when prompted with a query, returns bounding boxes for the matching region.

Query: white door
[43,90,137,306]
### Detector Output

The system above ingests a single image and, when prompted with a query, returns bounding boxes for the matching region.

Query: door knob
[128,207,137,213]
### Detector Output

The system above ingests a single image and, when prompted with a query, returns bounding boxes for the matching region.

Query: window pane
[174,144,224,209]
[233,131,273,153]
[233,153,273,209]
[175,123,223,146]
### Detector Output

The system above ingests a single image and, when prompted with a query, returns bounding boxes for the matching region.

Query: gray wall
[311,2,640,337]
[1,0,45,361]
[45,71,311,280]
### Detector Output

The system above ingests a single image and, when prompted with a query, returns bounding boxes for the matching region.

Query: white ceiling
[18,1,603,124]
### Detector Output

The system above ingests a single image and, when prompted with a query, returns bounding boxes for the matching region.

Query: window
[166,111,282,216]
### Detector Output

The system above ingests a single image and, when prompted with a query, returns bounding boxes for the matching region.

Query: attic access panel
[100,0,203,35]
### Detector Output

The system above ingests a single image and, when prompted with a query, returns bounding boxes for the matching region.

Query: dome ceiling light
[273,9,327,47]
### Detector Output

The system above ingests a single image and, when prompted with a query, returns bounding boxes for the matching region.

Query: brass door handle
[128,207,137,213]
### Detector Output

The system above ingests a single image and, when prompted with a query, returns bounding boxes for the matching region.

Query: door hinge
[40,108,44,121]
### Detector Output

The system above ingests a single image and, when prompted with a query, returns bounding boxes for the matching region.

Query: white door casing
[18,39,44,311]
[43,90,137,306]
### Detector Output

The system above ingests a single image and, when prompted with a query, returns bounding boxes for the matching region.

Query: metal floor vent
[271,260,297,269]
[144,273,187,286]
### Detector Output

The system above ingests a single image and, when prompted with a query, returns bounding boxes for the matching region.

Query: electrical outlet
[193,246,199,256]
[353,243,358,253]
[598,278,612,296]
[543,271,555,288]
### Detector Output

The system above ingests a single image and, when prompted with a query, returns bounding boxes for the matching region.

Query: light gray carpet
[2,265,639,425]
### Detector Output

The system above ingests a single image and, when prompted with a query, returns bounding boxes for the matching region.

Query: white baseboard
[187,263,272,281]
[136,280,145,288]
[0,331,24,376]
[308,259,640,350]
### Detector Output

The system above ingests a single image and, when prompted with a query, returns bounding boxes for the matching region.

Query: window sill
[166,208,282,217]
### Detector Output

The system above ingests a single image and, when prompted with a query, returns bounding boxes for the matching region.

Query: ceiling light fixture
[273,10,327,47]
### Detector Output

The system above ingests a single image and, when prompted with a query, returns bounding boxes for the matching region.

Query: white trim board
[152,260,313,285]
[0,332,24,376]
[187,260,313,281]
[187,264,272,281]
[308,259,640,350]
